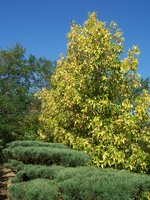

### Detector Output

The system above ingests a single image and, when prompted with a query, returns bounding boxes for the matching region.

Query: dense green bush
[3,146,90,166]
[9,179,58,200]
[4,159,45,173]
[5,140,150,199]
[9,167,150,200]
[12,164,65,183]
[6,140,69,149]
[4,159,25,171]
[57,168,150,200]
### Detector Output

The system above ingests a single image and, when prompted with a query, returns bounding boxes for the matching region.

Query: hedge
[3,146,90,166]
[6,140,69,149]
[9,167,150,200]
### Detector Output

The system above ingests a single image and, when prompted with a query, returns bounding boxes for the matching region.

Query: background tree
[0,44,54,142]
[39,13,150,173]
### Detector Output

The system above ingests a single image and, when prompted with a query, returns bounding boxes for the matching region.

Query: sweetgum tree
[39,13,150,173]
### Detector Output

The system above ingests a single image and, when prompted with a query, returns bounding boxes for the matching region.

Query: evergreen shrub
[9,168,150,200]
[12,164,65,183]
[4,140,150,199]
[3,146,90,166]
[9,179,58,200]
[57,168,150,200]
[6,140,69,149]
[4,159,25,171]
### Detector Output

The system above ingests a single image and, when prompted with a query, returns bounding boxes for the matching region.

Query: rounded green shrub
[9,179,58,200]
[57,168,150,200]
[9,167,150,200]
[12,165,65,183]
[6,140,69,149]
[3,146,90,166]
[4,159,25,171]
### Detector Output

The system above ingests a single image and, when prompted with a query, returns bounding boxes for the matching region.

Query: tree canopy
[39,13,150,173]
[0,44,54,142]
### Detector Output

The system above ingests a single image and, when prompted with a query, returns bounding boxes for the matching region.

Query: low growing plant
[9,167,150,200]
[12,164,65,183]
[9,179,58,200]
[3,146,90,166]
[6,140,69,149]
[4,159,25,171]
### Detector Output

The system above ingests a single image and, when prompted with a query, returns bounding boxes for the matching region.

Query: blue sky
[0,0,150,78]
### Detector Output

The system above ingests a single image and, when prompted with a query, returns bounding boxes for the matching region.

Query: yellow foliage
[38,12,150,173]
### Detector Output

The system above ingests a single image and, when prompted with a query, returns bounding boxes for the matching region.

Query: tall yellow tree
[39,13,150,173]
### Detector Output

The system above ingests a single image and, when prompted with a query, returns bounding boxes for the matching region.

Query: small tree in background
[0,44,55,142]
[39,12,149,173]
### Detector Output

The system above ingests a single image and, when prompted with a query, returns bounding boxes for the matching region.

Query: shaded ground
[0,166,15,200]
